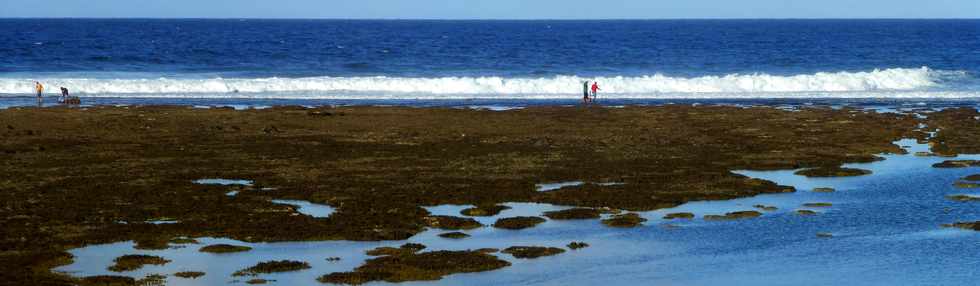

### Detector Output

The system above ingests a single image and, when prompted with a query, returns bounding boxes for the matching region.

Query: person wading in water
[60,87,69,103]
[582,81,591,104]
[34,81,44,106]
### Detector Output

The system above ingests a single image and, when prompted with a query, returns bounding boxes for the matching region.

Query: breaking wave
[0,67,971,99]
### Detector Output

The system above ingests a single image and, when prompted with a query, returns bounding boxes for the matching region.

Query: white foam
[1,67,972,99]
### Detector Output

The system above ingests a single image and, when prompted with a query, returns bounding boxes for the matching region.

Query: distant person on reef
[34,81,44,105]
[60,87,69,103]
[582,81,591,104]
[590,81,600,102]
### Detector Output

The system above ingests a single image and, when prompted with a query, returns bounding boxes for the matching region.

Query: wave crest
[0,67,960,98]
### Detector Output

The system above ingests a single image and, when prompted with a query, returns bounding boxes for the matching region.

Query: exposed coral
[502,246,566,259]
[493,216,547,230]
[318,250,510,284]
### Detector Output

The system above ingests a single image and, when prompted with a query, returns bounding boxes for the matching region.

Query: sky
[2,0,979,19]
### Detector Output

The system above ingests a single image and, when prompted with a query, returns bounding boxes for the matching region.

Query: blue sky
[3,0,979,19]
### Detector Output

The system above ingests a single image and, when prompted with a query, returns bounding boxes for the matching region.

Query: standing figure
[60,87,69,103]
[582,81,591,104]
[590,81,600,103]
[35,81,44,106]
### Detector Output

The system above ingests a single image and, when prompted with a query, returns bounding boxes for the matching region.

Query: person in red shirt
[590,82,600,102]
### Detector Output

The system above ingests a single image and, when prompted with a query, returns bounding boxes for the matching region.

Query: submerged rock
[367,243,427,256]
[953,181,980,188]
[502,246,566,259]
[601,213,647,228]
[796,210,818,216]
[423,216,483,230]
[753,205,778,211]
[246,279,271,284]
[597,207,624,215]
[138,274,166,285]
[812,187,836,193]
[476,248,499,254]
[703,211,762,221]
[567,242,590,250]
[493,216,546,230]
[233,260,311,276]
[199,244,252,254]
[794,167,872,178]
[702,215,725,220]
[946,194,980,202]
[401,243,427,252]
[932,160,980,168]
[802,203,833,208]
[460,204,511,217]
[107,254,171,272]
[173,271,205,279]
[663,212,695,220]
[169,237,199,245]
[725,211,762,219]
[438,232,470,239]
[942,221,980,231]
[542,208,601,220]
[317,250,510,284]
[133,238,170,250]
[964,174,980,181]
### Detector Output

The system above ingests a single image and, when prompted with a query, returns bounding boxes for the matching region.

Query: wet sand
[1,104,977,285]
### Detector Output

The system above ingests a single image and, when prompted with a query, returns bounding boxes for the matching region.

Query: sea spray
[0,68,959,99]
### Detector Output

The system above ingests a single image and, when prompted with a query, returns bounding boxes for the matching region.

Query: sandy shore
[2,104,977,284]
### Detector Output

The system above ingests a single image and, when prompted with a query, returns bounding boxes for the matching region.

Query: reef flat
[0,104,955,285]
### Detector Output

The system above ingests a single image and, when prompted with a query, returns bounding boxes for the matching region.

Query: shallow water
[535,181,625,192]
[269,200,336,218]
[193,179,253,186]
[55,238,384,286]
[145,220,181,225]
[56,138,980,285]
[535,181,584,192]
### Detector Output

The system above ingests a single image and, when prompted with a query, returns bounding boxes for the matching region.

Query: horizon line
[2,17,979,21]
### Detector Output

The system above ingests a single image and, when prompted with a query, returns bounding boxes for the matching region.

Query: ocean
[1,19,980,105]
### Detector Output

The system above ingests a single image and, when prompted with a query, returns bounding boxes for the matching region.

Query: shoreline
[2,96,980,112]
[2,104,977,285]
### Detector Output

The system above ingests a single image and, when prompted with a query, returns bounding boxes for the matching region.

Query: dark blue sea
[1,19,980,107]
